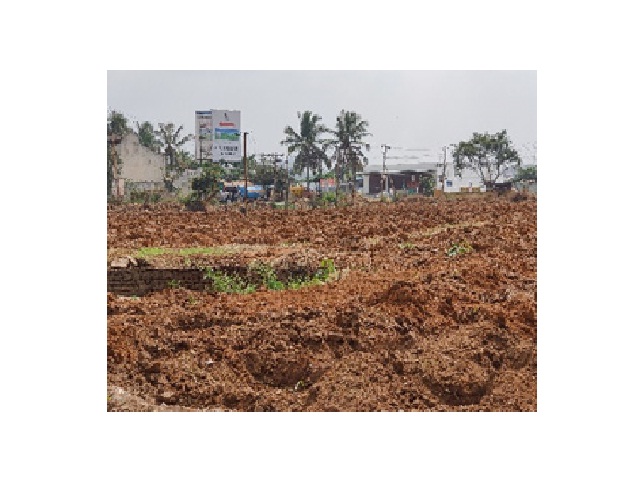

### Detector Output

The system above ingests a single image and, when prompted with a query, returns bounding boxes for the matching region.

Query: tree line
[108,107,533,198]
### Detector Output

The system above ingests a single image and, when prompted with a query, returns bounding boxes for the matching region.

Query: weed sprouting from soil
[202,258,338,294]
[137,246,233,257]
[447,240,474,257]
[202,268,256,294]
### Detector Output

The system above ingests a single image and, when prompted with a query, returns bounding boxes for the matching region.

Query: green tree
[155,122,194,169]
[514,165,537,182]
[107,110,130,198]
[249,155,280,186]
[175,150,198,171]
[136,121,160,151]
[281,111,331,191]
[420,174,436,196]
[452,130,521,189]
[192,164,223,199]
[332,110,370,188]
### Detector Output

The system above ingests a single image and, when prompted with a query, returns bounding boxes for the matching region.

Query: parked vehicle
[220,186,239,202]
[237,185,265,201]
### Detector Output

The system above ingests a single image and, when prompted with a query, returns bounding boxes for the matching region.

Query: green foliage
[203,258,338,294]
[420,175,436,197]
[107,110,130,198]
[137,246,232,258]
[155,122,194,170]
[452,130,521,187]
[138,247,167,256]
[107,110,130,137]
[332,110,371,184]
[248,261,285,290]
[319,258,336,275]
[400,242,416,250]
[282,111,331,189]
[447,240,474,257]
[130,190,162,203]
[136,121,161,151]
[192,164,223,197]
[175,151,197,171]
[203,268,256,294]
[320,192,336,204]
[514,165,537,182]
[167,279,182,289]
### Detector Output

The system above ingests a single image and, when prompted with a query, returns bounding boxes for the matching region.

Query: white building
[441,163,517,193]
[362,162,518,195]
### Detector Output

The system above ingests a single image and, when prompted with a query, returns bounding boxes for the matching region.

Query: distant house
[112,133,166,197]
[361,162,519,195]
[362,163,439,195]
[441,164,517,193]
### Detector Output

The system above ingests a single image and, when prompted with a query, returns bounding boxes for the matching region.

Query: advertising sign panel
[195,110,213,162]
[319,178,336,190]
[212,110,241,162]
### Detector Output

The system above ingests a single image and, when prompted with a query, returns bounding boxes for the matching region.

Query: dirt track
[107,195,537,411]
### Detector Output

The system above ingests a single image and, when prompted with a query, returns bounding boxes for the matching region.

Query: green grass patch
[202,258,338,295]
[447,240,474,257]
[136,246,234,257]
[203,268,256,294]
[137,247,168,257]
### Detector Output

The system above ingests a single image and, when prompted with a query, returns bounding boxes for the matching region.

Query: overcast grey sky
[107,70,536,165]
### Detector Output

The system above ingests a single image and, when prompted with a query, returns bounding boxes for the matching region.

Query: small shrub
[203,268,255,294]
[319,258,336,276]
[447,240,474,257]
[420,175,436,197]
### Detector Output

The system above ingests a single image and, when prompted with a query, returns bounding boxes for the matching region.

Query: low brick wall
[107,267,229,296]
[107,264,318,296]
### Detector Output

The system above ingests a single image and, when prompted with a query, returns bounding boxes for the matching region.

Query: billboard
[212,110,241,162]
[195,110,213,162]
[195,109,242,163]
[320,178,336,190]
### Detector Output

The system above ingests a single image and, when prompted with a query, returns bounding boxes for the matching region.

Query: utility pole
[243,132,248,209]
[335,148,341,206]
[381,144,391,199]
[285,154,289,211]
[442,145,447,192]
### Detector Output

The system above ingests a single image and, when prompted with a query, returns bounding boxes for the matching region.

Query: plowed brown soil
[107,195,537,411]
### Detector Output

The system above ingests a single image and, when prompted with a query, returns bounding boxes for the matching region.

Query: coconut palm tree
[332,110,371,193]
[281,111,331,192]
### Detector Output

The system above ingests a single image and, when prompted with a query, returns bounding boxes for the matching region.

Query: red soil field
[107,194,536,411]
